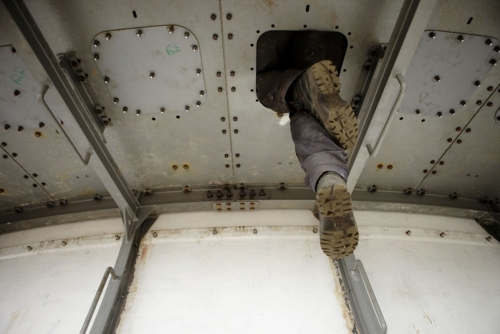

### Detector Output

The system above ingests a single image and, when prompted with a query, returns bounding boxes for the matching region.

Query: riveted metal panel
[92,26,206,115]
[356,30,500,192]
[398,32,498,116]
[0,45,106,205]
[418,86,500,199]
[17,0,234,192]
[220,0,404,184]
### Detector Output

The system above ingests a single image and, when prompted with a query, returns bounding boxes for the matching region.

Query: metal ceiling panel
[418,86,500,199]
[0,148,51,208]
[356,30,500,191]
[220,0,404,184]
[92,26,206,115]
[399,32,498,116]
[0,45,106,204]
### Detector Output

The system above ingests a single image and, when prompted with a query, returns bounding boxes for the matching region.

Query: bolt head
[222,130,227,134]
[13,90,20,96]
[211,14,217,20]
[160,107,165,113]
[123,107,128,113]
[236,164,241,168]
[114,98,119,104]
[228,33,233,40]
[192,45,198,51]
[460,100,466,106]
[429,32,436,38]
[231,87,236,92]
[199,90,205,96]
[105,33,111,40]
[225,164,230,168]
[196,69,201,75]
[93,40,100,47]
[494,46,500,53]
[476,100,482,105]
[169,26,175,34]
[196,101,201,107]
[253,228,258,234]
[230,71,235,77]
[104,76,110,83]
[94,53,100,61]
[457,139,462,144]
[474,80,481,87]
[213,34,218,40]
[226,13,232,20]
[136,30,143,36]
[490,59,497,66]
[218,87,223,93]
[456,35,464,42]
[449,109,455,115]
[437,111,442,117]
[487,102,493,107]
[485,39,493,46]
[185,106,190,112]
[235,153,240,158]
[184,32,190,38]
[136,110,141,116]
[415,109,421,115]
[434,75,441,82]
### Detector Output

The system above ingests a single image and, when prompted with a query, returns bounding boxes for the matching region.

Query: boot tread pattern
[316,184,359,259]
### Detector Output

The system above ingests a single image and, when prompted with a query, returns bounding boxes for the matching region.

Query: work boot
[315,172,359,259]
[292,60,358,150]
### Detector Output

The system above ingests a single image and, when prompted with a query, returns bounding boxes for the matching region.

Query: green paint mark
[166,44,181,56]
[10,68,26,85]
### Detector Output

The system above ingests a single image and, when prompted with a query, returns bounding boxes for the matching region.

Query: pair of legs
[256,31,359,259]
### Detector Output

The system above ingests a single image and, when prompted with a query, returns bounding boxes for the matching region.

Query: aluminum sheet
[399,32,498,116]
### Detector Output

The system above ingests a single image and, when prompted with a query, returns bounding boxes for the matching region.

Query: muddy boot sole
[305,60,358,150]
[316,184,359,259]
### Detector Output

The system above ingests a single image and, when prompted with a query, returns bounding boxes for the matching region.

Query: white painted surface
[117,226,352,334]
[0,234,121,334]
[0,210,499,334]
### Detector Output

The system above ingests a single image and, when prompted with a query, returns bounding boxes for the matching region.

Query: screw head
[487,102,493,107]
[406,230,411,236]
[457,139,462,144]
[225,164,230,168]
[313,228,318,233]
[34,131,41,137]
[485,39,493,46]
[460,100,466,106]
[184,31,190,38]
[430,160,435,164]
[253,228,258,234]
[476,100,482,105]
[490,59,497,66]
[216,71,221,77]
[456,127,461,132]
[456,35,464,42]
[14,90,20,96]
[104,76,110,84]
[486,236,492,242]
[38,122,45,128]
[61,240,67,246]
[27,246,32,251]
[222,129,227,134]
[105,33,111,40]
[439,161,444,165]
[183,164,189,170]
[449,109,455,115]
[149,72,155,78]
[93,40,100,47]
[474,80,481,87]
[494,46,500,53]
[415,109,421,115]
[231,87,236,92]
[199,90,205,96]
[115,234,120,240]
[429,32,436,38]
[192,45,198,51]
[168,26,175,34]
[432,170,437,174]
[136,110,141,116]
[423,169,428,173]
[185,106,190,112]
[234,129,238,134]
[437,111,442,117]
[228,33,233,40]
[236,164,241,168]
[136,29,143,36]
[487,86,494,91]
[0,142,5,147]
[213,34,218,40]
[153,231,158,237]
[233,117,238,121]
[230,71,235,77]
[221,117,226,122]
[218,87,223,93]
[123,106,128,113]
[196,69,201,75]
[196,101,201,107]
[211,14,217,20]
[440,232,446,238]
[235,153,240,158]
[93,53,100,61]
[17,126,23,132]
[466,128,471,133]
[434,75,441,82]
[226,13,232,20]
[4,124,10,130]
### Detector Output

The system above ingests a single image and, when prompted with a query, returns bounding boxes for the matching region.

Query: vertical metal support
[347,0,438,192]
[88,215,157,334]
[2,0,153,241]
[337,255,387,334]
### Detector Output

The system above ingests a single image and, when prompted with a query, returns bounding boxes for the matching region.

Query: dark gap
[176,115,180,119]
[256,30,260,33]
[335,25,339,29]
[271,24,275,28]
[343,69,346,72]
[399,117,403,120]
[421,119,425,122]
[132,10,137,18]
[349,45,353,49]
[152,117,156,121]
[348,32,351,35]
[250,67,254,70]
[467,17,473,24]
[303,25,307,28]
[250,44,254,47]
[306,5,310,12]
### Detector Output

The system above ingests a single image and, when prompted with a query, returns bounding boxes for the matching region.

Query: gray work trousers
[256,31,349,190]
